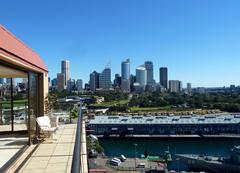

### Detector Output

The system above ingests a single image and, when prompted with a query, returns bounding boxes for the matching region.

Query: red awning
[0,25,48,72]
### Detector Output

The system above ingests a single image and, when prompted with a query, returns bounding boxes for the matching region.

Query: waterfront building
[76,79,83,92]
[88,115,240,136]
[136,65,147,90]
[61,60,70,85]
[99,67,111,90]
[57,73,65,92]
[160,67,168,89]
[121,59,130,92]
[90,71,99,91]
[169,80,182,93]
[144,61,154,85]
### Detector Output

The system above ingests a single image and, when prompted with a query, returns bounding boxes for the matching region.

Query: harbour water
[99,137,240,171]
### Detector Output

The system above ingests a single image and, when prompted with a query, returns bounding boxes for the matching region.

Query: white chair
[36,116,58,139]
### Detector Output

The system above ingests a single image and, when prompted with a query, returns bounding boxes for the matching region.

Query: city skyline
[1,0,240,87]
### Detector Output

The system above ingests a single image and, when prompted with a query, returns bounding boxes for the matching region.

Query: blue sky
[1,0,240,87]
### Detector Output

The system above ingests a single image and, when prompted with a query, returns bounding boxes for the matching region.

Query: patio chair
[36,116,58,139]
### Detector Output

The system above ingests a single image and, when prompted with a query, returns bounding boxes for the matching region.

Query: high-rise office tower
[67,79,75,91]
[187,83,192,93]
[121,59,130,92]
[90,71,99,91]
[136,66,147,90]
[57,73,65,92]
[61,60,70,85]
[144,61,154,85]
[76,79,83,92]
[160,67,168,89]
[114,74,121,88]
[99,67,111,90]
[169,80,182,93]
[51,78,57,87]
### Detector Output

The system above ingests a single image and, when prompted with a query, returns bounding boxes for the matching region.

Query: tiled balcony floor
[19,124,77,173]
[0,135,28,169]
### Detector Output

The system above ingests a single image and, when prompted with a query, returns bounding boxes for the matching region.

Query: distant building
[193,87,206,94]
[51,78,57,87]
[67,79,75,91]
[130,74,136,92]
[6,78,16,87]
[85,83,90,91]
[144,61,154,85]
[113,73,121,88]
[187,83,192,93]
[76,79,83,92]
[121,59,130,92]
[0,78,3,85]
[57,73,65,92]
[169,80,182,93]
[160,67,168,89]
[48,77,51,88]
[90,71,99,91]
[61,60,70,85]
[99,67,111,90]
[136,66,147,90]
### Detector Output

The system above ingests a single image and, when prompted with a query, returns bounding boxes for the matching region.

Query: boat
[141,150,172,164]
[176,146,240,173]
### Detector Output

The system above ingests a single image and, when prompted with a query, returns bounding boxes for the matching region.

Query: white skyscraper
[136,66,147,90]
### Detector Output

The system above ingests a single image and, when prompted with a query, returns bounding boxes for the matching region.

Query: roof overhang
[0,25,48,73]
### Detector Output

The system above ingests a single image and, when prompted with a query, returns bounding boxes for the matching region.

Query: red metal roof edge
[0,25,48,72]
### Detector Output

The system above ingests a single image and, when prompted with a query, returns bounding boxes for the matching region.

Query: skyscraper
[99,67,111,90]
[169,80,182,93]
[144,61,154,85]
[61,60,70,85]
[76,79,83,92]
[187,83,192,93]
[160,67,168,89]
[90,71,99,91]
[136,66,147,90]
[114,74,121,88]
[121,59,130,92]
[67,79,75,91]
[57,73,65,92]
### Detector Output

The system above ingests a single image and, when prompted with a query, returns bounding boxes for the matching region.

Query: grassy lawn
[129,106,172,112]
[93,99,129,106]
[0,100,28,108]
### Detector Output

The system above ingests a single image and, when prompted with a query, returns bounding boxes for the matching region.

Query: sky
[1,0,240,87]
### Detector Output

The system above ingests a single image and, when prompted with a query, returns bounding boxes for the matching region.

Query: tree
[44,93,59,115]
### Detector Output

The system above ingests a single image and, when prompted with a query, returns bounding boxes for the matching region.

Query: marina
[98,137,240,171]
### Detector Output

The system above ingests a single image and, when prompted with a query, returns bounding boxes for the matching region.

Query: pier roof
[89,114,240,125]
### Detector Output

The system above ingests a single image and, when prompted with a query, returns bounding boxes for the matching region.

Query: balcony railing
[71,103,83,173]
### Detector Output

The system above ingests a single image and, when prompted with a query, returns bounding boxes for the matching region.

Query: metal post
[11,78,14,132]
[134,143,138,170]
